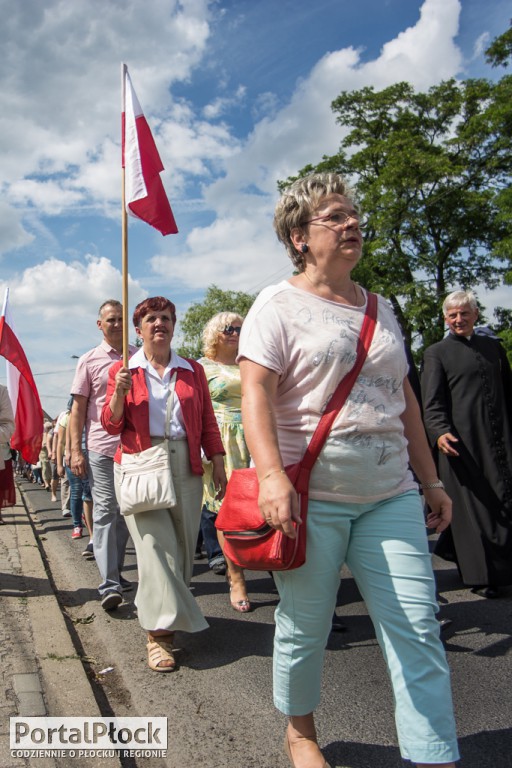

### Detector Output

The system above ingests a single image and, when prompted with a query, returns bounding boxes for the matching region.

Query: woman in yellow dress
[199,312,251,612]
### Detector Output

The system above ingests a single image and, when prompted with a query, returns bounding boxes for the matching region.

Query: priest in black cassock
[421,290,512,598]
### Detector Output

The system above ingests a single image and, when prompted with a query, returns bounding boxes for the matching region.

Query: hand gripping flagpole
[121,63,129,368]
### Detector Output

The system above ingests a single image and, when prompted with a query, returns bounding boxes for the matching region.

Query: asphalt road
[19,478,512,768]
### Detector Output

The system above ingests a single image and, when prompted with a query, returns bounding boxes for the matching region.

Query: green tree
[177,285,256,359]
[485,20,512,68]
[495,329,512,365]
[492,306,512,364]
[485,21,512,286]
[282,29,512,355]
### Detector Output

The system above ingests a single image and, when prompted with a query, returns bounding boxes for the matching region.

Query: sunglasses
[222,325,242,336]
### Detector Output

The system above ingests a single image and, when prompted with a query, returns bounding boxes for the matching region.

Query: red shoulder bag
[215,292,378,571]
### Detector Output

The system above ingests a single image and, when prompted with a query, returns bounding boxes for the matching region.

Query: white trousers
[124,440,208,633]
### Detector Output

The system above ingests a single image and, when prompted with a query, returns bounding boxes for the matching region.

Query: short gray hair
[442,290,478,315]
[98,300,122,317]
[273,172,357,272]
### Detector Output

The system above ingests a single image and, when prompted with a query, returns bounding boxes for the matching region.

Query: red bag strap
[295,292,378,492]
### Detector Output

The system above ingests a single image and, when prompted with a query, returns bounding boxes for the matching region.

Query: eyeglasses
[222,326,242,336]
[302,211,368,229]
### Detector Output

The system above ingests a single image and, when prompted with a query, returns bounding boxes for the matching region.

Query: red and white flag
[0,289,44,464]
[122,65,178,236]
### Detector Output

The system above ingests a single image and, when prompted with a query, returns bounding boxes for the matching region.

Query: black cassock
[421,333,512,587]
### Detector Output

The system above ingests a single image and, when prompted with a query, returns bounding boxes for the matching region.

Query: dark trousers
[200,506,223,565]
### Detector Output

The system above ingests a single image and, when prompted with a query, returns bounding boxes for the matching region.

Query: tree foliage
[485,19,512,68]
[176,284,256,359]
[282,26,512,355]
[491,306,512,364]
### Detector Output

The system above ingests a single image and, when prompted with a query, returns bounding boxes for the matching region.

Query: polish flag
[122,65,178,236]
[0,290,44,464]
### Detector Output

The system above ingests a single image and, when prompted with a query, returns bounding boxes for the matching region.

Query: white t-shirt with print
[238,281,416,504]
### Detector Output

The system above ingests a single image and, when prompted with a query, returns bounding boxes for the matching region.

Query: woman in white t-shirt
[238,173,459,768]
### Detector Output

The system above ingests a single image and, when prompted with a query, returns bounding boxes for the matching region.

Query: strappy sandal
[230,592,251,612]
[146,634,176,673]
[226,573,251,613]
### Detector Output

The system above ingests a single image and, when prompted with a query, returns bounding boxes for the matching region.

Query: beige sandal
[226,572,251,613]
[284,733,331,768]
[147,634,176,673]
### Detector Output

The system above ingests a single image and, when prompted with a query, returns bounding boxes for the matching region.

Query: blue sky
[0,0,510,416]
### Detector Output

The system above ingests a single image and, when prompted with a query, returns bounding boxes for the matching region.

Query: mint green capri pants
[273,490,459,765]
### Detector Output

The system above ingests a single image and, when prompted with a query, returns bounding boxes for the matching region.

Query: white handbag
[114,373,177,516]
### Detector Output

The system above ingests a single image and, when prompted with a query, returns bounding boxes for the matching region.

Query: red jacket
[101,359,224,475]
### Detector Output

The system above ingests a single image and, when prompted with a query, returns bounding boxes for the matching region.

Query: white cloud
[251,91,280,121]
[212,0,463,201]
[152,0,466,294]
[472,32,491,61]
[202,85,247,119]
[0,256,146,387]
[0,202,35,255]
[0,255,148,412]
[0,0,214,205]
[2,0,509,414]
[0,0,466,237]
[68,138,122,217]
[362,0,462,87]
[476,284,512,322]
[9,179,85,216]
[151,213,291,293]
[160,114,241,184]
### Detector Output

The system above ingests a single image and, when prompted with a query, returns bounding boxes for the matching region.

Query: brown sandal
[147,634,176,673]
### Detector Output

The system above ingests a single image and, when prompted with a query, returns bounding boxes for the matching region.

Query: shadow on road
[323,726,512,767]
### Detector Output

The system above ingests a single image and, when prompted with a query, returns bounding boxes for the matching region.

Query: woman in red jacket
[102,296,226,673]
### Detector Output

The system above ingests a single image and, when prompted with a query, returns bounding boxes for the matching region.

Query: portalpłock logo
[10,717,168,759]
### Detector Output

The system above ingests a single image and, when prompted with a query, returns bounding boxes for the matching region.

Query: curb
[2,486,122,768]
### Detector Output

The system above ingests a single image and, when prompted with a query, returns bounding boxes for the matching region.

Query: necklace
[301,270,359,306]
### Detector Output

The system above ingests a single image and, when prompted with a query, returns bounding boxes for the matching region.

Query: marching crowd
[2,172,511,768]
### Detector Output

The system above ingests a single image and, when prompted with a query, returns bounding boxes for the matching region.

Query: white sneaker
[101,592,122,611]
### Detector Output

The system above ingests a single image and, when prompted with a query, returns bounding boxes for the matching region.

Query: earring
[301,243,309,254]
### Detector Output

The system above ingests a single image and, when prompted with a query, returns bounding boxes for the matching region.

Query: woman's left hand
[424,488,452,532]
[211,454,227,500]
